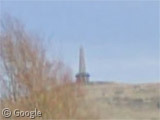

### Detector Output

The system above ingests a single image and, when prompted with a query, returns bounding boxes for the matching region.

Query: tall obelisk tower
[76,46,90,83]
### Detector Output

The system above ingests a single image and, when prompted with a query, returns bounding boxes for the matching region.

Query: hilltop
[79,82,160,119]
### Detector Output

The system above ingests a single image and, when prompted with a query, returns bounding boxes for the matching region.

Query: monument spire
[79,46,86,73]
[76,46,90,83]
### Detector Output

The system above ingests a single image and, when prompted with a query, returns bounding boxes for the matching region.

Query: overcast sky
[1,1,159,83]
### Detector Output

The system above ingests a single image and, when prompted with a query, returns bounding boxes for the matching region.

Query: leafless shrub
[0,16,85,119]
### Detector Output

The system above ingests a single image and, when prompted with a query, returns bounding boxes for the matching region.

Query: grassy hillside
[79,82,160,120]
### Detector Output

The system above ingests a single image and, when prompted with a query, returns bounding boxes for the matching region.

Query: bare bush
[0,16,84,119]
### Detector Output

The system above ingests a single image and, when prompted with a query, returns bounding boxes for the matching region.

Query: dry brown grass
[82,82,160,120]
